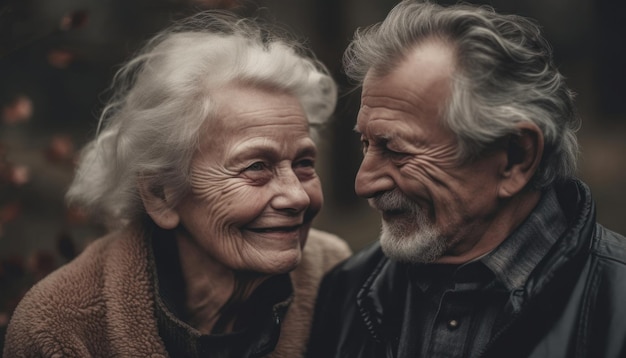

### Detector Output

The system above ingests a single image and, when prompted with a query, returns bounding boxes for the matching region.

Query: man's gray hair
[344,0,580,189]
[66,11,337,226]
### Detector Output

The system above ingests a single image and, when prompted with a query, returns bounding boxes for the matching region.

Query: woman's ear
[498,122,544,198]
[137,179,180,229]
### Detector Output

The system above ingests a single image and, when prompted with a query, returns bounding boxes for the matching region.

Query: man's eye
[245,162,266,171]
[386,147,406,159]
[361,139,369,155]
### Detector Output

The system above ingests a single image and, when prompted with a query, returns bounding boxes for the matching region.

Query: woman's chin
[254,249,303,274]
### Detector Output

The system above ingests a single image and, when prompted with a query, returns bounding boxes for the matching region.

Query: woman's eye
[245,162,266,171]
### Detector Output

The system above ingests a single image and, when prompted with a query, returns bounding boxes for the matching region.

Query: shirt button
[447,319,459,330]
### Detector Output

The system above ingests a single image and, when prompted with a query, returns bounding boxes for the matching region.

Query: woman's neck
[174,232,269,334]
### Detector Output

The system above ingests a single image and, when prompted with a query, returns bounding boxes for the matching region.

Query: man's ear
[137,179,180,229]
[498,122,544,198]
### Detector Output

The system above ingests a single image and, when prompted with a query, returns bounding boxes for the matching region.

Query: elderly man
[308,1,626,357]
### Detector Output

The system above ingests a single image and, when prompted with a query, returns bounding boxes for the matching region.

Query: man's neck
[435,189,542,264]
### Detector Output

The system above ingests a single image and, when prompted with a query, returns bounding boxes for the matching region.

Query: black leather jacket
[308,180,626,358]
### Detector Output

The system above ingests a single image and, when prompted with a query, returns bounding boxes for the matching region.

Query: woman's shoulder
[4,228,162,356]
[3,228,156,354]
[3,231,142,353]
[26,230,129,295]
[304,228,352,267]
[272,229,351,358]
[2,234,114,355]
[10,232,129,311]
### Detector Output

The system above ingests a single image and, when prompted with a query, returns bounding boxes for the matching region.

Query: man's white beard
[372,190,447,264]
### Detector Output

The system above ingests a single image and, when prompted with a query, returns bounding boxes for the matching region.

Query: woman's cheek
[304,178,324,213]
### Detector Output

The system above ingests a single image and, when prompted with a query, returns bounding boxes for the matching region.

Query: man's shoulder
[308,244,386,358]
[592,224,626,265]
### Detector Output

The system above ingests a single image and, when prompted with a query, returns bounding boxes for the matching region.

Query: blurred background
[1,0,625,347]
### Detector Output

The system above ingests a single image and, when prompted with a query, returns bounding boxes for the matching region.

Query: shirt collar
[481,186,567,290]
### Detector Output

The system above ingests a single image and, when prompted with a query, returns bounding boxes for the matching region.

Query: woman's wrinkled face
[173,85,323,274]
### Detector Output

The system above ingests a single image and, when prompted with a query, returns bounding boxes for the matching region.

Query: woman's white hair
[344,0,580,189]
[66,11,337,226]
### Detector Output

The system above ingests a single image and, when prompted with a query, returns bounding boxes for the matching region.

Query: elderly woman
[3,11,350,357]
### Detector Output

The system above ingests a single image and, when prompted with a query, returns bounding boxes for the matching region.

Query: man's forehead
[364,40,456,84]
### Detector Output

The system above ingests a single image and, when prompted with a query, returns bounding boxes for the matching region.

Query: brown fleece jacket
[3,228,351,357]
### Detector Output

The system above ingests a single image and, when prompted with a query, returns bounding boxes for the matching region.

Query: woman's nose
[271,171,311,212]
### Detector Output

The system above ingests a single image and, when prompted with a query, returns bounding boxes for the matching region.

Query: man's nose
[354,153,395,198]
